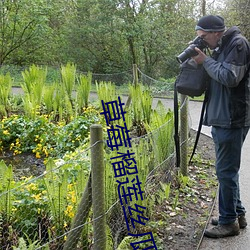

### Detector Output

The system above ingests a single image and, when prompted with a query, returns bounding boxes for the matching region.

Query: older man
[192,15,250,238]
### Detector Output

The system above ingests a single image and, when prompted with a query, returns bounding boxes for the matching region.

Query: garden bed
[155,130,217,250]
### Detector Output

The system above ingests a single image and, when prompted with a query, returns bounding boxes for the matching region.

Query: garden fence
[0,65,190,249]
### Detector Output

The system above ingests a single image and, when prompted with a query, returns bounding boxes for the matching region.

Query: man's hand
[192,47,207,64]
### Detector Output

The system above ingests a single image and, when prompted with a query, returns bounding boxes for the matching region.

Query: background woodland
[0,0,249,80]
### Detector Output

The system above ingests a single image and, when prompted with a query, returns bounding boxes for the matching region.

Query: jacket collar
[212,26,241,58]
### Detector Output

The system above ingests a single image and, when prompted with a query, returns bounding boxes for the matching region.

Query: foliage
[0,75,178,248]
[0,0,237,79]
[21,65,47,118]
[13,235,46,250]
[0,0,52,65]
[76,72,92,110]
[129,83,153,125]
[61,63,76,102]
[0,109,100,158]
[145,100,175,164]
[96,81,118,105]
[0,161,15,222]
[0,73,12,117]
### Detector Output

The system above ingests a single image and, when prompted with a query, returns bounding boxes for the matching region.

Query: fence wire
[0,67,191,249]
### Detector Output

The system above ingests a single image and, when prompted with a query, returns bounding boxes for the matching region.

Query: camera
[176,36,208,63]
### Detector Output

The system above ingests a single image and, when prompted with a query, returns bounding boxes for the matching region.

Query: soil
[152,130,217,250]
[0,152,45,180]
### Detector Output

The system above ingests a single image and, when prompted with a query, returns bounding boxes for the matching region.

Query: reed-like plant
[52,82,73,122]
[145,100,175,164]
[76,72,92,112]
[21,65,47,118]
[96,81,117,105]
[0,161,14,222]
[43,159,69,233]
[43,84,55,114]
[0,73,12,117]
[129,84,152,124]
[60,63,76,102]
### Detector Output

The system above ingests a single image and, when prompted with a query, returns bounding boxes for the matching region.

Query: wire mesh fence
[0,65,190,249]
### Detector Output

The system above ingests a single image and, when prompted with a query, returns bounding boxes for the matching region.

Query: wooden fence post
[125,64,138,110]
[180,94,188,176]
[91,124,106,250]
[133,63,138,85]
[63,174,92,250]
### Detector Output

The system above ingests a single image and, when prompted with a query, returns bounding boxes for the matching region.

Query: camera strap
[189,91,208,164]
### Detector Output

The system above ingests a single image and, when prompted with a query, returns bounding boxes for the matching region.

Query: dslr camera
[176,36,208,64]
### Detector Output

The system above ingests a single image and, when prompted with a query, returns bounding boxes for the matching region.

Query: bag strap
[174,81,208,167]
[174,80,180,168]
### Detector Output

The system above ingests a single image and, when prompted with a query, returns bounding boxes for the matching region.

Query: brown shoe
[211,214,247,229]
[204,222,240,238]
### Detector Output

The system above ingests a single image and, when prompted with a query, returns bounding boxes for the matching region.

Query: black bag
[175,58,208,97]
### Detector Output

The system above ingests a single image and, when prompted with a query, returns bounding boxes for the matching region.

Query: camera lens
[176,45,198,63]
[176,36,208,63]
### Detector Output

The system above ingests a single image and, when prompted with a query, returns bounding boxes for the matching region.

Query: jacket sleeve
[203,37,250,87]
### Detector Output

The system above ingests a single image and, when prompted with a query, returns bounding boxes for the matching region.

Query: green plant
[129,83,153,126]
[159,182,171,201]
[13,233,49,250]
[0,109,100,158]
[43,84,56,114]
[12,176,49,241]
[178,173,191,189]
[21,65,47,118]
[76,72,92,111]
[0,161,15,222]
[60,62,76,102]
[0,73,12,117]
[96,81,118,106]
[117,232,163,250]
[172,190,180,210]
[145,100,174,164]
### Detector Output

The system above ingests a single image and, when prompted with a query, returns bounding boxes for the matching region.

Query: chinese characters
[101,96,158,249]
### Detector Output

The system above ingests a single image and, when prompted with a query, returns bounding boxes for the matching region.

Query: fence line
[0,65,191,249]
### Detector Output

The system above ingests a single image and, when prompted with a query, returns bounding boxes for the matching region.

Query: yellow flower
[71,195,76,204]
[12,207,17,212]
[3,130,9,135]
[43,147,49,157]
[26,183,37,191]
[65,205,74,218]
[32,193,42,201]
[36,152,41,159]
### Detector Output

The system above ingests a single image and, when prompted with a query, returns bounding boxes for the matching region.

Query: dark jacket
[203,26,250,128]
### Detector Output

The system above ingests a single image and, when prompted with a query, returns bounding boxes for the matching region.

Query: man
[192,15,250,238]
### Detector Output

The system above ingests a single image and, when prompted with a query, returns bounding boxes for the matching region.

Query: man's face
[196,30,222,49]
